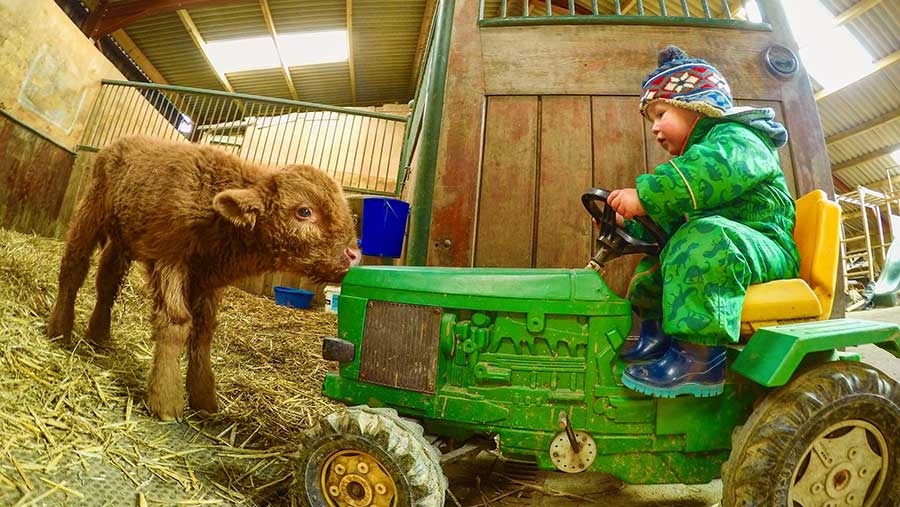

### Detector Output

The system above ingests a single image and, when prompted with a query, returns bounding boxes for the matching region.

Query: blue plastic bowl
[273,286,314,309]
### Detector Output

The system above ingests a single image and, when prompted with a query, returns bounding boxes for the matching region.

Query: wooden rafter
[832,142,900,173]
[833,175,852,194]
[409,0,437,95]
[111,29,169,84]
[346,0,357,104]
[176,9,235,93]
[84,0,250,40]
[833,0,883,27]
[259,0,299,100]
[816,48,900,101]
[826,107,900,145]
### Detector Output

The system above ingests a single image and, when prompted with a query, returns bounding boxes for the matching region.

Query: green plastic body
[322,266,900,485]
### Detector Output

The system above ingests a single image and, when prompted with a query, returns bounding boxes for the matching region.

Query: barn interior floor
[1,227,897,507]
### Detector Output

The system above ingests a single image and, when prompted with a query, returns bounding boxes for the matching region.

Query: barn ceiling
[77,0,899,194]
[80,0,433,107]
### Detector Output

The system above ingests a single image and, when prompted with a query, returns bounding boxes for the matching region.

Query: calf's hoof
[148,388,185,422]
[189,394,219,415]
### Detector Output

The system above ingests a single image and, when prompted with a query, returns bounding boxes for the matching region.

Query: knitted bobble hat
[639,45,733,118]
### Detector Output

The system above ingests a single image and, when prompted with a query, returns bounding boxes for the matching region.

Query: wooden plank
[481,25,782,100]
[591,96,646,298]
[428,0,487,267]
[535,96,593,268]
[474,96,538,267]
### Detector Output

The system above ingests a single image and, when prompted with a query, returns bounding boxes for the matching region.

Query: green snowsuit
[626,110,800,346]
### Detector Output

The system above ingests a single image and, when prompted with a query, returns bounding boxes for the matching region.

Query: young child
[608,46,800,398]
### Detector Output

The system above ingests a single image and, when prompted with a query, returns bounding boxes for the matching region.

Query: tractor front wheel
[722,361,900,507]
[292,406,447,507]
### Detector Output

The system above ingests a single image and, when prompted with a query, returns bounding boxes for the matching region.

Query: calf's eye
[296,207,313,219]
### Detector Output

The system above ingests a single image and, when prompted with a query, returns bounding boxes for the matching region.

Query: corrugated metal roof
[119,0,424,107]
[816,0,900,193]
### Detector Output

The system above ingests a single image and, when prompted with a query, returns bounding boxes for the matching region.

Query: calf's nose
[345,247,362,267]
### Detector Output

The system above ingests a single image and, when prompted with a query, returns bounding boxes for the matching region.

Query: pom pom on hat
[640,45,733,118]
[657,45,689,66]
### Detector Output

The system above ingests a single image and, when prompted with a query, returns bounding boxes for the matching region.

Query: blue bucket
[359,197,410,258]
[273,286,314,309]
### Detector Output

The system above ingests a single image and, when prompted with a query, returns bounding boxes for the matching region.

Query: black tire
[292,405,447,507]
[722,361,900,507]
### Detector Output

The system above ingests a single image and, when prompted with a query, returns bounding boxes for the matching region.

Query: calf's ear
[213,189,265,229]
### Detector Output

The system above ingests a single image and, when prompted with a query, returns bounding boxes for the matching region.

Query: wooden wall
[0,114,75,238]
[424,0,832,299]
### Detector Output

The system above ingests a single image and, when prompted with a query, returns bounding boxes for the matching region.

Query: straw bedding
[0,227,340,506]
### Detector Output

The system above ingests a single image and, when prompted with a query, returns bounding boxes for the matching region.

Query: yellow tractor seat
[740,190,841,336]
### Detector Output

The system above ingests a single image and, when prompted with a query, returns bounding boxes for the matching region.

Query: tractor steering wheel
[581,188,668,268]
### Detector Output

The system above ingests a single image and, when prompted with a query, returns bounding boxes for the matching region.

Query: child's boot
[621,340,726,397]
[619,319,671,362]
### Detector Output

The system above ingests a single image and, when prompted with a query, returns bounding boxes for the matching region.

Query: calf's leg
[85,241,131,346]
[48,196,105,340]
[146,263,192,421]
[187,289,222,414]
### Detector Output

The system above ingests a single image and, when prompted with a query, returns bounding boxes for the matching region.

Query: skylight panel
[204,36,281,73]
[780,0,875,93]
[279,31,349,67]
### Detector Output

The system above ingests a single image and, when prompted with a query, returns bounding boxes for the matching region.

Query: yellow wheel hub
[320,450,397,507]
[789,419,888,507]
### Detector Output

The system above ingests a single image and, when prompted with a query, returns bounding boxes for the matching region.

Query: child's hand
[591,214,625,228]
[608,188,646,219]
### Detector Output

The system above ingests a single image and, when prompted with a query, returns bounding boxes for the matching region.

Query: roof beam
[833,175,852,194]
[111,29,169,84]
[826,107,900,145]
[176,9,235,93]
[84,0,249,40]
[409,0,437,95]
[259,0,299,100]
[832,142,900,173]
[833,0,883,27]
[816,48,900,101]
[346,0,357,104]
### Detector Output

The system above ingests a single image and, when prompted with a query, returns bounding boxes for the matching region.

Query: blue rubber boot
[619,319,671,363]
[621,340,726,398]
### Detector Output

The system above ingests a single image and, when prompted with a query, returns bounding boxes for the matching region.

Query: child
[608,46,800,398]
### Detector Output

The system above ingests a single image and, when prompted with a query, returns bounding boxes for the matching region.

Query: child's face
[645,101,703,156]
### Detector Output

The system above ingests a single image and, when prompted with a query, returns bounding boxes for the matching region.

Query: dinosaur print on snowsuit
[625,109,800,346]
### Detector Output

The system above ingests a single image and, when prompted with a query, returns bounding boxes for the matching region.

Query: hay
[0,227,341,505]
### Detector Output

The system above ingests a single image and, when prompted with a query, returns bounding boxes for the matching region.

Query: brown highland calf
[48,136,360,421]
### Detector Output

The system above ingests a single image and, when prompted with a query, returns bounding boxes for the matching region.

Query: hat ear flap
[213,189,265,229]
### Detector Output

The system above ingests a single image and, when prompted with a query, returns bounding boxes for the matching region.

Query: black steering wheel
[581,188,667,268]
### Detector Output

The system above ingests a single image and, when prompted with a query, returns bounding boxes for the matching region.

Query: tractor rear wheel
[292,405,447,507]
[722,361,900,507]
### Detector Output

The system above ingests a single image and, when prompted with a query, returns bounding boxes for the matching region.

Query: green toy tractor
[292,189,900,507]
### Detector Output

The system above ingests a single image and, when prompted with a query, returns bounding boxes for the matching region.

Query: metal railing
[479,0,770,29]
[79,80,409,195]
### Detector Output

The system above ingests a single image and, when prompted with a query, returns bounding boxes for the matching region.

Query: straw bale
[0,227,341,505]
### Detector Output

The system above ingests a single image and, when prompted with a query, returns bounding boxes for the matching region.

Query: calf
[48,136,360,421]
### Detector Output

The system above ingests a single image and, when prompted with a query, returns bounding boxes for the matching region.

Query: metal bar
[720,0,732,19]
[106,85,128,147]
[523,0,528,17]
[637,0,644,15]
[329,113,349,175]
[274,107,294,166]
[296,109,314,164]
[861,189,875,281]
[340,114,359,186]
[547,0,552,17]
[83,85,109,148]
[382,120,398,193]
[100,79,408,122]
[478,14,771,29]
[314,111,332,169]
[356,116,374,189]
[363,118,380,190]
[479,0,485,20]
[282,110,300,165]
[308,110,326,166]
[407,0,455,265]
[324,112,344,173]
[373,119,389,192]
[135,89,161,146]
[680,0,689,16]
[593,0,600,15]
[502,0,508,17]
[701,0,712,17]
[659,0,667,16]
[255,103,276,164]
[194,93,212,142]
[613,0,621,15]
[80,85,107,147]
[206,93,228,145]
[569,0,575,15]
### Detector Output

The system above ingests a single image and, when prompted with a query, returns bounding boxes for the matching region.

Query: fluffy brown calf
[48,136,359,421]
